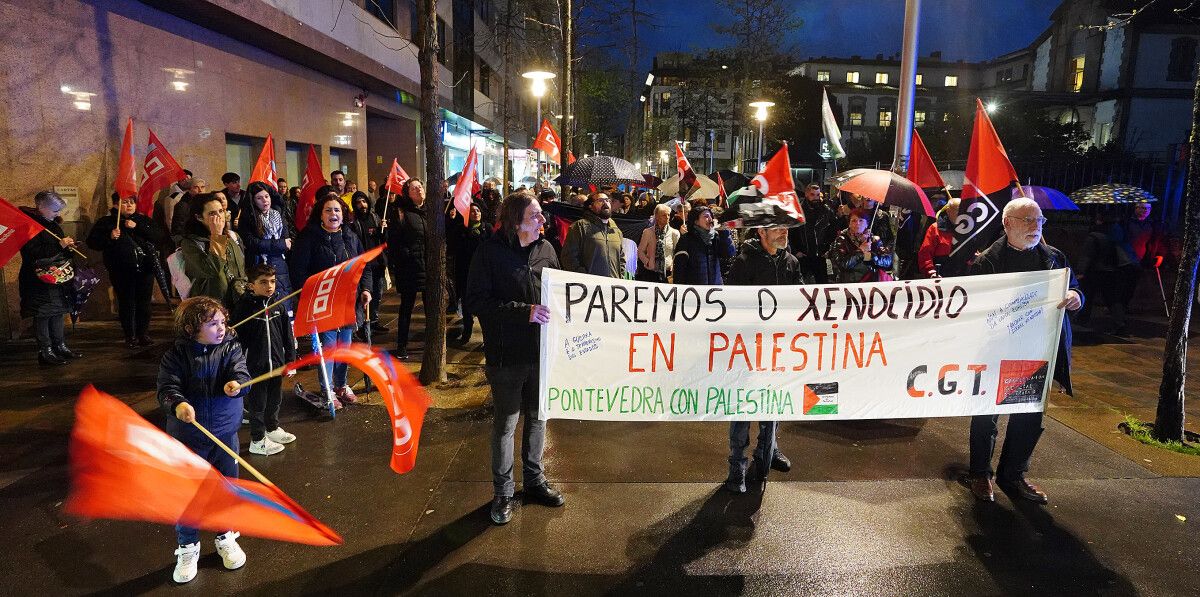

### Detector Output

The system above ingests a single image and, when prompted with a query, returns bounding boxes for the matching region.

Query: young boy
[158,296,252,584]
[231,264,298,455]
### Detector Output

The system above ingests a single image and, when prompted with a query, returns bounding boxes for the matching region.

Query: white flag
[821,88,846,160]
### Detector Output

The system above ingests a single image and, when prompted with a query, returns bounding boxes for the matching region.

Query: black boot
[53,344,82,359]
[38,348,67,366]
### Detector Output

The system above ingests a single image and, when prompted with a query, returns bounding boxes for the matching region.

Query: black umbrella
[709,170,750,196]
[543,200,650,241]
[1069,183,1157,205]
[147,246,174,307]
[554,155,644,187]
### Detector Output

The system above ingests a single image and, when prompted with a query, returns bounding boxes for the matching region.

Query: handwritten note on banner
[538,268,1069,421]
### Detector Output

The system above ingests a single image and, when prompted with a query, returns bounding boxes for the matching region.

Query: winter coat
[448,217,491,284]
[17,206,72,318]
[465,234,560,367]
[969,236,1082,395]
[727,237,802,286]
[288,224,367,295]
[236,206,293,300]
[85,209,164,276]
[179,232,248,308]
[828,229,895,283]
[157,337,251,441]
[1076,222,1137,274]
[385,203,427,292]
[917,223,955,278]
[561,212,626,278]
[152,192,184,253]
[349,203,387,271]
[789,199,838,257]
[230,292,297,376]
[637,224,680,275]
[672,228,735,285]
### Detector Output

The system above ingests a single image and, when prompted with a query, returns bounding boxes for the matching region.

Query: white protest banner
[539,268,1069,421]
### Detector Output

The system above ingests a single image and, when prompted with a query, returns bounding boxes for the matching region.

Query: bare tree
[418,0,449,384]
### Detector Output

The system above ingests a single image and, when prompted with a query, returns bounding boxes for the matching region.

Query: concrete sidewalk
[0,301,1197,595]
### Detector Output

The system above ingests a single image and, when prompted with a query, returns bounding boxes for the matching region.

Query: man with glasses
[964,197,1082,505]
[561,192,625,278]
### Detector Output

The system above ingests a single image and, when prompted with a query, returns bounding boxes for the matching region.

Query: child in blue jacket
[157,296,251,584]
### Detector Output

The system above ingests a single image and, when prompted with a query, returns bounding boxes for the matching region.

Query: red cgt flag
[0,197,45,267]
[136,129,187,216]
[384,158,410,195]
[675,141,697,190]
[293,245,386,336]
[451,146,478,221]
[751,142,802,216]
[533,119,562,163]
[115,118,138,200]
[907,129,946,191]
[963,98,1019,199]
[66,386,341,546]
[295,145,327,229]
[249,134,278,191]
[287,344,431,474]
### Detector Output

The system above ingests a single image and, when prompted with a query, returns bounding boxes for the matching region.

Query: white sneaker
[249,437,284,455]
[265,427,296,444]
[172,542,200,583]
[214,531,246,570]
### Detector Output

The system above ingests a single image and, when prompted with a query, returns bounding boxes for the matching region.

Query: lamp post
[658,150,668,179]
[523,70,556,180]
[749,101,774,171]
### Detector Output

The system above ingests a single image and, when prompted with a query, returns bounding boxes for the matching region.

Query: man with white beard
[965,197,1083,505]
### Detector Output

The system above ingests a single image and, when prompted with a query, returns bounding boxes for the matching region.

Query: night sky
[632,0,1060,71]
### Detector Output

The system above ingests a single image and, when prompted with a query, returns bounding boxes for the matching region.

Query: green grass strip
[1120,416,1200,457]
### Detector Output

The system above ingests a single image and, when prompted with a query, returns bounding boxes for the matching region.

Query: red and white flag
[249,134,278,191]
[135,129,187,216]
[293,245,386,337]
[0,197,45,267]
[451,146,478,221]
[675,141,697,190]
[751,142,802,217]
[115,118,138,200]
[533,119,562,162]
[384,158,410,195]
[295,145,326,229]
[66,386,341,545]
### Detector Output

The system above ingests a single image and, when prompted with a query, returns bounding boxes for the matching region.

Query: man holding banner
[966,197,1082,504]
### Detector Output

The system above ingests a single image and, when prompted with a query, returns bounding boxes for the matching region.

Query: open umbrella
[940,170,965,192]
[1069,183,1157,205]
[69,265,101,326]
[1012,185,1078,211]
[554,155,644,187]
[657,173,721,199]
[709,170,750,195]
[637,173,663,188]
[829,168,935,216]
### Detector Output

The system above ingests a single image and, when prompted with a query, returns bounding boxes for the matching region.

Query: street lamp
[749,100,775,171]
[985,100,999,114]
[658,149,669,178]
[522,70,556,131]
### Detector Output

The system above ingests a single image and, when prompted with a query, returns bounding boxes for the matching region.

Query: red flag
[384,159,410,195]
[675,141,697,189]
[751,142,802,216]
[115,118,138,200]
[0,197,46,267]
[963,98,1019,199]
[135,130,187,216]
[567,151,577,165]
[452,146,478,221]
[66,386,341,546]
[533,119,562,162]
[295,145,326,229]
[907,129,945,191]
[293,245,386,336]
[287,345,431,474]
[249,134,278,191]
[716,172,729,203]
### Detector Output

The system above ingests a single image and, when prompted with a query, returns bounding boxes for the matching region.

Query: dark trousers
[111,270,154,338]
[363,267,385,324]
[246,377,282,441]
[454,272,475,341]
[173,427,238,545]
[969,411,1044,483]
[485,364,546,498]
[729,421,778,479]
[34,315,65,349]
[396,289,427,349]
[1079,268,1135,330]
[634,268,667,283]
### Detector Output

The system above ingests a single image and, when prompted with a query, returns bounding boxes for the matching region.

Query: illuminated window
[846,71,860,83]
[1070,55,1085,92]
[943,113,950,122]
[817,70,830,82]
[849,111,863,126]
[915,73,923,85]
[914,111,926,127]
[875,72,889,84]
[878,109,893,127]
[944,75,958,87]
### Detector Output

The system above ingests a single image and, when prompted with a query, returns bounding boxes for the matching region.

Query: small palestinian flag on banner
[803,382,839,415]
[996,360,1048,405]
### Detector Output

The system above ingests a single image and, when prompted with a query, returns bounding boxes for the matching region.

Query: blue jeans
[174,428,239,546]
[316,325,354,391]
[728,421,778,479]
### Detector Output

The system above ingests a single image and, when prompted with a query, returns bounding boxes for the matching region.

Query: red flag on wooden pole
[295,145,326,229]
[115,118,138,200]
[0,197,46,266]
[249,134,278,191]
[135,129,187,216]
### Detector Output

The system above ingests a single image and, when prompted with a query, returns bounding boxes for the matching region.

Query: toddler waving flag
[66,386,341,546]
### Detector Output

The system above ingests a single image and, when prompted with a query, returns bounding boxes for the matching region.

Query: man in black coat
[723,225,801,493]
[788,184,837,284]
[966,197,1083,505]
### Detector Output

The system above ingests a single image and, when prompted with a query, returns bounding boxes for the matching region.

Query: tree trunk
[1154,64,1200,442]
[500,2,511,194]
[418,0,448,384]
[559,0,573,169]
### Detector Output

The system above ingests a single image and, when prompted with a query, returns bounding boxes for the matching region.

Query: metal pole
[893,0,921,173]
[757,120,764,172]
[536,96,542,180]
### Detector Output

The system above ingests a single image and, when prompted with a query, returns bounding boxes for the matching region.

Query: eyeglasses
[1009,215,1047,226]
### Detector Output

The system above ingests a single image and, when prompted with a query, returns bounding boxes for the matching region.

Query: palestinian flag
[803,382,839,415]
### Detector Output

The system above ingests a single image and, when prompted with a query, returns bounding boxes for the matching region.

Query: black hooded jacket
[464,233,559,367]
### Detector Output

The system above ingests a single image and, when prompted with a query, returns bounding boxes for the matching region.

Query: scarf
[259,208,284,240]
